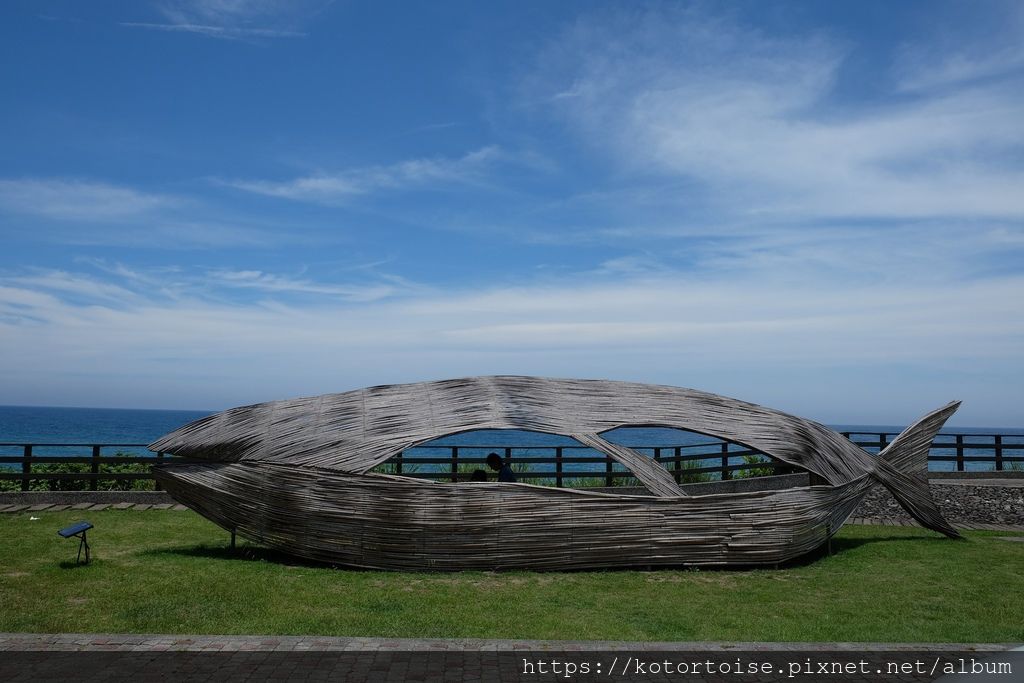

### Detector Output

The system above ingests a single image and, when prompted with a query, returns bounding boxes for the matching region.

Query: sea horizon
[2,405,1022,475]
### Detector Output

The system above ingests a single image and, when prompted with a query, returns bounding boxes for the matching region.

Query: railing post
[504,446,513,482]
[154,451,164,490]
[450,446,458,483]
[90,445,100,491]
[21,445,31,491]
[674,446,681,484]
[956,435,965,472]
[395,451,403,476]
[555,446,563,488]
[879,433,888,452]
[605,456,613,487]
[995,436,1003,472]
[721,443,731,480]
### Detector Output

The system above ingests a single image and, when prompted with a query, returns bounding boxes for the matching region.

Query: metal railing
[0,444,176,491]
[839,432,1024,472]
[1,432,1021,491]
[377,442,785,485]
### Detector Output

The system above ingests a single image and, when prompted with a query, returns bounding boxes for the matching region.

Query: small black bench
[58,521,93,564]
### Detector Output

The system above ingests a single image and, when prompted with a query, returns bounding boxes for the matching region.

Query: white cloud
[897,46,1024,92]
[226,146,504,203]
[894,4,1024,92]
[0,262,422,310]
[120,0,330,40]
[162,0,302,23]
[526,7,1024,221]
[54,220,294,249]
[206,269,418,302]
[0,177,320,249]
[0,179,174,221]
[119,22,304,39]
[1,254,1022,421]
[7,270,143,305]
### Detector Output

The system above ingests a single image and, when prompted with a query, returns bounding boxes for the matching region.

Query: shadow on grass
[135,519,965,574]
[830,533,949,550]
[142,543,335,569]
[137,534,952,575]
[58,559,93,569]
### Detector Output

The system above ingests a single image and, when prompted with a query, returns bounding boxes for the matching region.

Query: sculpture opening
[369,427,805,493]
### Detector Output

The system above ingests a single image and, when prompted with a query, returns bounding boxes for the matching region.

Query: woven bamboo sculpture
[151,376,961,570]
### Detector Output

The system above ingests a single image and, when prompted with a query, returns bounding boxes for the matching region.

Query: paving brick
[88,504,110,511]
[70,503,93,510]
[0,633,1014,653]
[27,504,53,511]
[111,503,133,510]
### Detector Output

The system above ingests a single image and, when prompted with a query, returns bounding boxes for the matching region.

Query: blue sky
[1,0,1022,425]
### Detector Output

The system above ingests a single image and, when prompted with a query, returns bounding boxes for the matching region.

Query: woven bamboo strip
[149,376,963,569]
[155,462,871,570]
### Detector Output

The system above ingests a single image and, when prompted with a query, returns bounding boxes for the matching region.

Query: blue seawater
[0,406,212,460]
[1,406,1021,472]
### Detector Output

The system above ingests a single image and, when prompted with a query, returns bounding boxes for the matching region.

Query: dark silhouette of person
[470,468,488,482]
[486,452,516,483]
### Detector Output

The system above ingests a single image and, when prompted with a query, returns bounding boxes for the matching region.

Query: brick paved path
[0,634,1020,682]
[1,633,1017,652]
[0,503,188,512]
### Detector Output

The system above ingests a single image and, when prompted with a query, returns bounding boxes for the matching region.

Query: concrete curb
[0,491,175,505]
[0,633,1018,652]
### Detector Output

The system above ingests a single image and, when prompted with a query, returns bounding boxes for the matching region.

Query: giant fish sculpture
[150,376,960,570]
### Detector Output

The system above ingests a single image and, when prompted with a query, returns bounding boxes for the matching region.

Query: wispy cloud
[6,269,144,306]
[1,258,1021,420]
[894,4,1024,91]
[119,22,304,39]
[206,269,419,302]
[0,179,175,221]
[1,261,422,308]
[226,146,504,203]
[53,220,298,250]
[0,177,320,249]
[524,6,1024,221]
[120,0,329,41]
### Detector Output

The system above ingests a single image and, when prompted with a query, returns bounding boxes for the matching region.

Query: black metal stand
[59,521,94,565]
[76,531,90,565]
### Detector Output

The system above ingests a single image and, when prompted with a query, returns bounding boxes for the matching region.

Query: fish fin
[872,401,963,539]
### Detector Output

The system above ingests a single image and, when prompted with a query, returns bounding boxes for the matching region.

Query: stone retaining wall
[853,482,1023,526]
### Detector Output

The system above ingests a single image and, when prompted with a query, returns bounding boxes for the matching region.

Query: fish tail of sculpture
[870,401,962,539]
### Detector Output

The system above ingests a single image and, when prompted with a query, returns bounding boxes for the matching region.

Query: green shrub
[733,454,775,478]
[0,452,155,491]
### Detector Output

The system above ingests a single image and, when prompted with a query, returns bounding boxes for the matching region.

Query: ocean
[1,405,1022,473]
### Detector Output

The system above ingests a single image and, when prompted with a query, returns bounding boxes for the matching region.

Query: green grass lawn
[1,509,1021,642]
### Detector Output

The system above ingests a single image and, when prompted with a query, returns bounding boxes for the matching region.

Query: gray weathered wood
[150,376,962,569]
